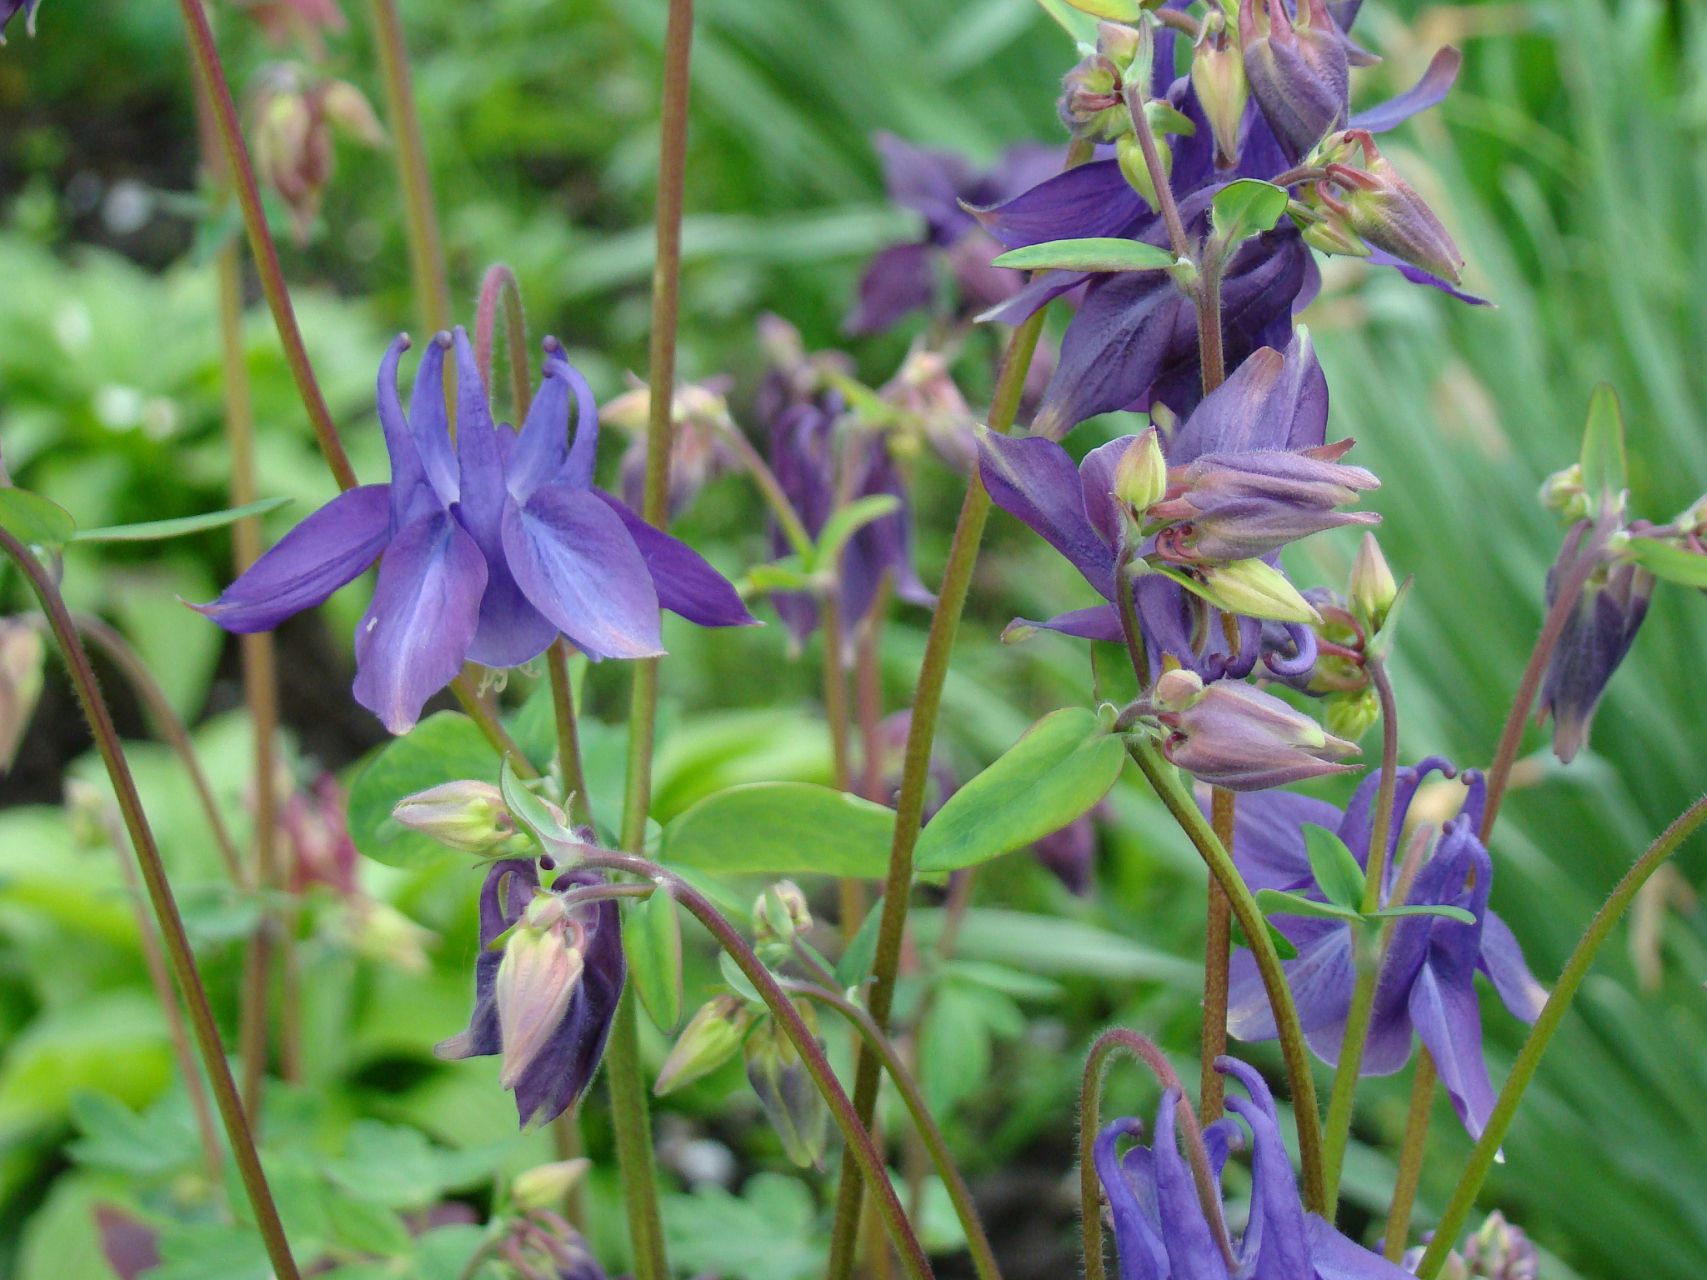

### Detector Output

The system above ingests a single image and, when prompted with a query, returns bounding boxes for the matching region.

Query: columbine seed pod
[392,780,518,853]
[1347,532,1398,633]
[655,993,755,1095]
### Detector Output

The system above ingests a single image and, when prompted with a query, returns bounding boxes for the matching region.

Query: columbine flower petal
[1347,47,1462,134]
[378,335,439,528]
[594,490,757,628]
[1167,329,1329,461]
[847,243,937,336]
[409,332,460,507]
[978,431,1116,595]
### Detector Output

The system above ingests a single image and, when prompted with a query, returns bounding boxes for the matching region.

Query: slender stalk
[1079,1028,1233,1280]
[1321,656,1400,1203]
[821,592,854,793]
[1127,741,1326,1213]
[366,0,452,334]
[64,615,244,886]
[474,264,532,422]
[855,580,889,803]
[826,302,1050,1280]
[1200,792,1234,1123]
[1383,1050,1436,1262]
[173,0,355,490]
[1415,792,1707,1279]
[101,806,225,1186]
[0,528,300,1280]
[787,981,1001,1280]
[1480,525,1609,840]
[1195,252,1225,395]
[722,422,814,558]
[1126,87,1191,263]
[547,640,595,830]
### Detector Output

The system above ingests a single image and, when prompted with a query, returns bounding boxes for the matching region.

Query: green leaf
[626,886,685,1033]
[670,864,753,925]
[1212,179,1290,246]
[1229,916,1300,961]
[1367,904,1478,925]
[321,1121,507,1209]
[1302,823,1366,911]
[748,558,817,593]
[939,959,1064,1002]
[1579,383,1627,514]
[990,237,1177,274]
[660,781,897,877]
[910,909,1200,987]
[834,898,885,989]
[1256,887,1363,924]
[1620,536,1707,588]
[1363,574,1414,661]
[1032,0,1103,44]
[71,496,292,543]
[68,1089,199,1176]
[499,756,575,844]
[914,708,1125,873]
[149,1223,271,1280]
[718,949,765,1006]
[347,713,499,870]
[1051,0,1142,21]
[0,488,76,548]
[325,1193,412,1257]
[811,494,901,574]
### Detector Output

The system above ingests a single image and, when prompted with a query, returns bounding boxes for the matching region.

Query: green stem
[0,527,300,1280]
[452,679,538,778]
[1196,248,1225,396]
[1321,656,1400,1204]
[1383,1049,1435,1262]
[721,421,814,558]
[604,988,666,1280]
[1415,792,1707,1279]
[1126,741,1327,1214]
[1200,793,1234,1124]
[548,639,595,830]
[1126,87,1192,262]
[821,591,853,793]
[366,0,452,334]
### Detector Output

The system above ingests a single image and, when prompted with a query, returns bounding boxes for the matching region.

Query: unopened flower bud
[1193,11,1248,168]
[1403,1242,1469,1280]
[64,777,108,850]
[1297,204,1369,259]
[1539,463,1588,522]
[1159,678,1357,791]
[753,880,813,946]
[495,919,586,1088]
[1464,1210,1538,1280]
[1238,0,1349,161]
[1116,128,1173,214]
[1151,667,1205,714]
[0,619,44,772]
[1115,429,1168,514]
[250,67,385,245]
[745,1006,829,1169]
[1347,533,1397,632]
[393,780,518,853]
[1317,131,1464,285]
[655,994,754,1095]
[1191,558,1322,624]
[511,1158,591,1212]
[1322,686,1379,742]
[318,79,386,146]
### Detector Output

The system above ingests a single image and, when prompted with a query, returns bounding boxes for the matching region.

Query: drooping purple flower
[847,134,1064,335]
[1155,670,1357,791]
[1537,520,1654,763]
[1224,759,1549,1139]
[435,859,624,1130]
[979,330,1332,683]
[193,329,754,734]
[0,0,40,42]
[1096,1055,1412,1279]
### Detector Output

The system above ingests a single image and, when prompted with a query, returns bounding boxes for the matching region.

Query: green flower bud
[392,780,520,853]
[753,880,812,946]
[1191,559,1322,623]
[1322,686,1379,741]
[1192,11,1248,167]
[745,1005,829,1169]
[1539,463,1588,522]
[655,994,753,1095]
[1347,533,1397,633]
[1115,428,1169,515]
[511,1158,591,1212]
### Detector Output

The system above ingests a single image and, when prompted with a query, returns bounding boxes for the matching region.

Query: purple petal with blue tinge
[1367,248,1491,305]
[1168,329,1329,463]
[437,859,537,1061]
[505,353,573,503]
[1151,1089,1232,1280]
[502,484,664,661]
[1223,787,1344,896]
[1218,1059,1310,1280]
[1011,604,1124,644]
[874,132,975,244]
[1095,1117,1168,1280]
[971,159,1141,249]
[594,489,756,628]
[1077,436,1133,552]
[378,336,438,528]
[979,431,1115,595]
[1478,911,1549,1022]
[1410,959,1498,1140]
[352,509,487,734]
[558,356,601,491]
[1305,1215,1416,1280]
[410,333,459,507]
[192,484,392,633]
[465,559,560,670]
[1349,47,1462,133]
[846,242,937,336]
[975,267,1089,327]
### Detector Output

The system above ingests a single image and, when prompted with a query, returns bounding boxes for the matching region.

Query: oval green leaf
[991,237,1176,274]
[659,781,897,877]
[0,489,76,549]
[72,496,293,543]
[625,887,684,1033]
[1620,536,1707,588]
[348,713,501,869]
[1211,179,1290,247]
[1301,823,1366,912]
[812,494,900,574]
[1578,383,1627,514]
[914,708,1126,873]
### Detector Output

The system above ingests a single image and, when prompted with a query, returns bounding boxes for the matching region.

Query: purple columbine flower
[193,329,754,734]
[1155,670,1358,791]
[1537,520,1654,763]
[0,0,40,41]
[847,134,1063,335]
[1224,759,1548,1139]
[1096,1055,1412,1279]
[435,859,624,1130]
[979,329,1333,683]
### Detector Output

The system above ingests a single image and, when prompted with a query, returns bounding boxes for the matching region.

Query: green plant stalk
[548,639,596,830]
[825,303,1048,1280]
[609,0,697,1275]
[173,0,356,490]
[366,0,452,335]
[0,527,301,1280]
[1383,1049,1436,1262]
[1200,796,1233,1124]
[722,421,814,557]
[788,980,1001,1280]
[1321,655,1400,1204]
[1127,740,1327,1214]
[1414,791,1707,1279]
[821,591,854,793]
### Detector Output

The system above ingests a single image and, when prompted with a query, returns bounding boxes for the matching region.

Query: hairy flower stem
[1416,792,1707,1278]
[0,527,301,1280]
[475,264,533,423]
[1196,254,1226,394]
[1201,797,1234,1123]
[610,2,696,1276]
[1480,527,1609,841]
[1079,1028,1234,1280]
[1127,740,1327,1214]
[173,0,355,490]
[1383,1049,1436,1262]
[547,640,595,830]
[1128,88,1192,263]
[367,0,452,334]
[825,304,1048,1280]
[1321,656,1400,1204]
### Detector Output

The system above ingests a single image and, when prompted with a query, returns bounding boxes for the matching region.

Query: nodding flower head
[1238,0,1352,162]
[1310,130,1465,285]
[1155,675,1359,791]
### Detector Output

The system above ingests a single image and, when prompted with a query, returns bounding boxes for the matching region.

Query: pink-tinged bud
[604,375,742,518]
[242,0,347,49]
[496,918,587,1088]
[318,80,386,146]
[655,994,754,1095]
[249,67,386,245]
[753,880,813,946]
[511,1158,590,1212]
[745,1005,829,1168]
[0,619,44,772]
[1238,0,1349,161]
[1151,667,1204,714]
[392,780,518,853]
[1464,1210,1538,1280]
[1159,678,1357,791]
[1193,10,1249,168]
[878,347,978,471]
[1059,22,1153,143]
[1347,532,1397,632]
[1317,131,1464,284]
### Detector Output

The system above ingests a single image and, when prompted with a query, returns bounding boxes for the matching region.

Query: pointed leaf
[1579,383,1627,515]
[625,887,684,1032]
[1620,536,1707,588]
[991,238,1177,274]
[718,949,765,1006]
[1255,887,1364,924]
[1367,904,1477,925]
[1052,0,1142,22]
[812,494,902,575]
[72,497,292,543]
[499,756,576,845]
[1229,915,1300,961]
[835,898,885,989]
[0,488,76,549]
[660,781,897,877]
[1032,0,1103,44]
[914,708,1126,873]
[1302,822,1366,910]
[1212,180,1291,247]
[1363,574,1414,661]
